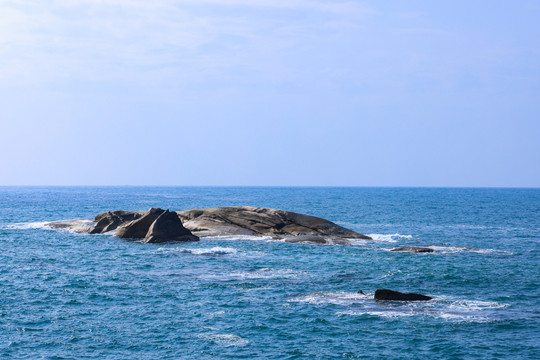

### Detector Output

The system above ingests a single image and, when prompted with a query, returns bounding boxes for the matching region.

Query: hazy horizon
[1,1,539,187]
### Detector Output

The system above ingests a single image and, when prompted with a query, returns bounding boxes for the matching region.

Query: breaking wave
[366,234,414,242]
[427,246,513,255]
[289,291,509,323]
[288,291,370,306]
[3,221,52,230]
[336,298,509,322]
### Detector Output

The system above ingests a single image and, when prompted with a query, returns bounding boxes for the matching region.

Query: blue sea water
[0,186,539,359]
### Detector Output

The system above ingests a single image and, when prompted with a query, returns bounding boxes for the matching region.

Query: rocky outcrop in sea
[47,206,371,245]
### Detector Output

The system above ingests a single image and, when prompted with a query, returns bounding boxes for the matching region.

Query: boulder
[116,208,165,239]
[374,289,432,301]
[45,206,372,245]
[390,246,434,253]
[90,210,143,234]
[144,210,199,243]
[176,206,371,240]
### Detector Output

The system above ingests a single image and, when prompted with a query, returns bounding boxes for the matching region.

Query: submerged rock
[284,235,352,245]
[390,246,434,253]
[47,219,94,233]
[116,208,165,239]
[374,289,432,301]
[144,210,199,243]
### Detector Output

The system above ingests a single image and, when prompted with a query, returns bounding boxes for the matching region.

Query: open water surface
[0,187,539,359]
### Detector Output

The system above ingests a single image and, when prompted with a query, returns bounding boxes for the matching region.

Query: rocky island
[47,206,372,245]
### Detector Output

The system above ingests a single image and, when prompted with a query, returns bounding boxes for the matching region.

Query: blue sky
[1,0,539,186]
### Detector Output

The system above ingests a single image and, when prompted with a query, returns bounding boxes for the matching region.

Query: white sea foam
[204,235,275,242]
[157,246,239,256]
[381,245,512,255]
[189,247,239,255]
[4,219,95,234]
[198,333,249,347]
[334,296,508,322]
[3,221,52,230]
[229,268,303,280]
[428,246,513,255]
[202,268,305,281]
[288,291,369,306]
[292,290,508,323]
[337,310,417,318]
[366,234,413,242]
[444,298,509,311]
[348,239,371,246]
[337,309,489,322]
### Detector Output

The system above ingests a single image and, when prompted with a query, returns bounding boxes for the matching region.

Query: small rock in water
[374,289,432,301]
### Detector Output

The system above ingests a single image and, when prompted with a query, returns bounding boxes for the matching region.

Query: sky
[0,0,539,187]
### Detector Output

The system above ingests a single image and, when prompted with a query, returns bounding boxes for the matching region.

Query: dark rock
[46,206,371,245]
[144,210,199,243]
[284,235,352,245]
[374,289,432,301]
[90,210,143,234]
[176,206,371,240]
[390,246,434,253]
[357,290,364,294]
[115,208,165,239]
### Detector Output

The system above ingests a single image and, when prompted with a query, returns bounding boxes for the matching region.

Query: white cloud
[0,0,375,86]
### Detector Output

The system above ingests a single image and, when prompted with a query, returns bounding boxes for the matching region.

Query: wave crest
[367,234,413,242]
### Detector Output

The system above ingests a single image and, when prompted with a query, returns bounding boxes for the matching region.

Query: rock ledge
[47,206,371,245]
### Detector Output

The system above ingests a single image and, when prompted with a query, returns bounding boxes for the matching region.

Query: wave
[444,298,510,311]
[290,291,508,323]
[197,333,249,347]
[381,245,512,255]
[3,221,52,230]
[366,234,413,242]
[336,309,493,322]
[288,291,369,306]
[201,268,305,281]
[333,294,509,322]
[427,246,513,255]
[2,220,94,234]
[204,235,275,242]
[426,245,513,255]
[156,246,238,256]
[337,310,418,319]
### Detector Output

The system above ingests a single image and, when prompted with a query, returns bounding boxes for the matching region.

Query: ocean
[0,186,538,359]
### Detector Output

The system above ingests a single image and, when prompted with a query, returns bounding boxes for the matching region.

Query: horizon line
[0,185,539,190]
